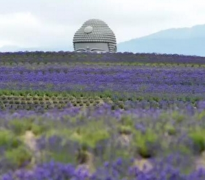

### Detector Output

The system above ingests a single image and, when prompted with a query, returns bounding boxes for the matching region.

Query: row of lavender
[0,65,205,93]
[1,105,205,180]
[0,52,205,65]
[0,64,205,111]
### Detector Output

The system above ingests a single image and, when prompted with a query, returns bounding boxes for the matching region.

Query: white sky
[0,0,205,49]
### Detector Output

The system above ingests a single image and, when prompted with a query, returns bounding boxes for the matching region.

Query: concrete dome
[73,19,117,53]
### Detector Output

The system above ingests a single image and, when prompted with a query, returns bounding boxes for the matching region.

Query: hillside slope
[118,24,205,56]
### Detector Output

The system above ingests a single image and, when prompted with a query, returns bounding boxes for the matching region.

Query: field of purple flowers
[0,52,205,180]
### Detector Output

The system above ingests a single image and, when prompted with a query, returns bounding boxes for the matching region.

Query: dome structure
[73,19,117,53]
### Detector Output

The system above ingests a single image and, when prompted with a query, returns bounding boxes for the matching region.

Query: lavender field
[0,52,205,180]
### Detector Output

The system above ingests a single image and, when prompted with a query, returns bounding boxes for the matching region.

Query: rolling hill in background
[118,24,205,56]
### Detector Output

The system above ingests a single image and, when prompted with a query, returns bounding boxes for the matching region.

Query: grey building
[73,19,117,53]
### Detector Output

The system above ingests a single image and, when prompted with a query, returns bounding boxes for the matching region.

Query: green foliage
[164,123,177,135]
[159,112,170,120]
[188,127,205,153]
[70,129,109,149]
[0,129,21,150]
[76,148,90,164]
[120,115,134,127]
[133,128,158,158]
[118,125,133,135]
[49,150,75,164]
[178,145,192,155]
[9,118,46,136]
[45,128,72,141]
[9,118,33,135]
[5,146,32,168]
[196,110,205,120]
[0,90,203,111]
[31,123,46,135]
[172,111,186,123]
[114,149,131,160]
[69,121,110,149]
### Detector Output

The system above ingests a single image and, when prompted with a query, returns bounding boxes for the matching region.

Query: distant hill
[118,24,205,56]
